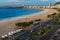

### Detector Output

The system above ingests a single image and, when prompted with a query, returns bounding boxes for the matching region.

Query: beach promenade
[0,9,58,37]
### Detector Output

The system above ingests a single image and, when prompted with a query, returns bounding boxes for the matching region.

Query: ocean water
[0,8,43,19]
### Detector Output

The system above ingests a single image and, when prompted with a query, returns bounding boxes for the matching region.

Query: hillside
[55,2,60,5]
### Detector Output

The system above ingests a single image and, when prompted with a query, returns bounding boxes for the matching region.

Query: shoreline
[0,9,58,37]
[0,9,44,22]
[0,8,43,21]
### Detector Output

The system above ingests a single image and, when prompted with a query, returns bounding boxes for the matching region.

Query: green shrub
[35,19,41,21]
[43,26,51,32]
[51,20,57,25]
[28,32,38,38]
[38,27,45,35]
[15,21,33,27]
[57,13,60,19]
[47,15,51,18]
[51,13,56,15]
[57,8,60,11]
[38,25,51,35]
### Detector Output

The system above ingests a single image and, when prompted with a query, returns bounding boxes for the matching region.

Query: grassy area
[28,32,38,38]
[54,2,60,5]
[35,19,41,21]
[38,25,51,35]
[57,8,60,12]
[47,15,51,18]
[51,20,57,25]
[47,12,59,25]
[15,21,33,28]
[57,13,60,19]
[38,28,45,35]
[15,19,41,28]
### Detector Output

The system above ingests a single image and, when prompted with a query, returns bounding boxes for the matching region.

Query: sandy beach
[0,9,58,37]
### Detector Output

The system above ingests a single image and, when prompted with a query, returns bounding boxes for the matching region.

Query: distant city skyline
[0,0,59,7]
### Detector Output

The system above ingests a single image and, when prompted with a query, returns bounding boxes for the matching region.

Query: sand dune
[0,9,58,37]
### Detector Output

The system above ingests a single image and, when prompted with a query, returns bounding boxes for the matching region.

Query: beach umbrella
[1,36,5,38]
[4,34,8,38]
[8,32,15,40]
[13,31,16,34]
[17,29,22,32]
[16,29,22,33]
[1,36,6,40]
[8,32,13,36]
[15,29,20,33]
[10,31,14,34]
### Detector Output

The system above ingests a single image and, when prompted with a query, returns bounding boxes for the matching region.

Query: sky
[0,0,59,7]
[0,0,57,2]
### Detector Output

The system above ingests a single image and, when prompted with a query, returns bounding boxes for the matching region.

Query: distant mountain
[55,1,60,5]
[0,6,20,9]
